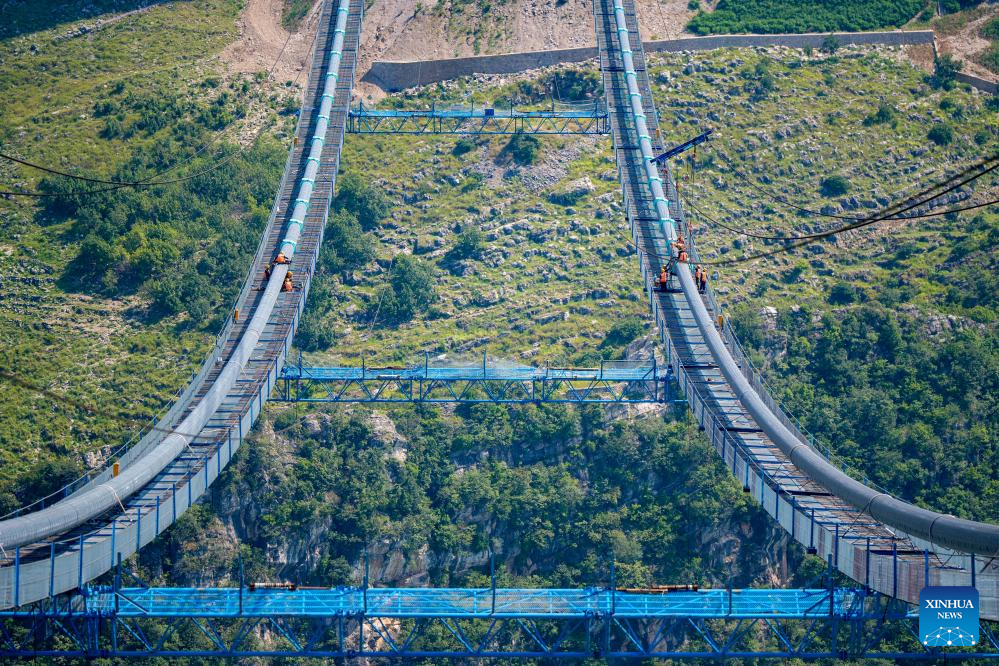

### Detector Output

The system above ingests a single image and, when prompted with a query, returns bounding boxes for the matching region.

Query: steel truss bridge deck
[276,360,678,404]
[0,587,999,660]
[347,101,609,134]
[2,586,998,659]
[0,0,363,609]
[592,0,998,618]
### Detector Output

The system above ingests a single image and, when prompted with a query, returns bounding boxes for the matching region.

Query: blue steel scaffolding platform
[276,357,678,404]
[347,100,609,134]
[3,585,998,659]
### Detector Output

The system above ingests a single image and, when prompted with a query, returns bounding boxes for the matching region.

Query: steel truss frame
[347,103,610,135]
[2,586,999,659]
[276,359,677,404]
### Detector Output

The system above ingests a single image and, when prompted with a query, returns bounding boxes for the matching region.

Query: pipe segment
[0,0,353,553]
[608,1,999,557]
[281,2,350,257]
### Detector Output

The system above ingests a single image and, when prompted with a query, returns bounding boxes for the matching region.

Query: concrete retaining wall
[364,30,935,91]
[956,71,997,95]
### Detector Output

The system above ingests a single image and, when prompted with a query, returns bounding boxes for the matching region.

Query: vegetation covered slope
[687,0,955,34]
[658,46,999,521]
[0,0,299,503]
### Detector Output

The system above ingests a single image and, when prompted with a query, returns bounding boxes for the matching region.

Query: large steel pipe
[0,0,353,553]
[608,0,999,557]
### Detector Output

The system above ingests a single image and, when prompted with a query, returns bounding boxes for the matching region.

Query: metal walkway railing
[591,0,998,620]
[0,0,364,610]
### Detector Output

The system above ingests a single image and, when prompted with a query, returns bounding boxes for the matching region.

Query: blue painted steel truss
[347,101,609,135]
[3,586,999,659]
[276,358,679,404]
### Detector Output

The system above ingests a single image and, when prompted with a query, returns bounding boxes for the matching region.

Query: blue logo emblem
[919,586,979,647]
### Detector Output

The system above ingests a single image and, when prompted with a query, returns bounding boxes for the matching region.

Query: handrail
[606,0,999,557]
[0,0,355,553]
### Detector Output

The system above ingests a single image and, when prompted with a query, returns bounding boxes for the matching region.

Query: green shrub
[828,282,858,305]
[334,172,391,230]
[930,54,961,89]
[296,309,337,351]
[600,317,645,348]
[545,69,602,101]
[982,46,999,75]
[369,254,438,325]
[452,138,475,156]
[863,102,896,126]
[444,227,485,266]
[927,123,953,146]
[983,17,999,39]
[321,210,376,274]
[686,0,924,35]
[687,0,700,10]
[506,133,542,165]
[820,175,851,197]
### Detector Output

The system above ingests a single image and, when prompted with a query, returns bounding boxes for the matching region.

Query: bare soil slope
[220,0,694,97]
[221,0,324,82]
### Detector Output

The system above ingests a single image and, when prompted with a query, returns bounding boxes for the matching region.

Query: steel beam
[2,586,998,660]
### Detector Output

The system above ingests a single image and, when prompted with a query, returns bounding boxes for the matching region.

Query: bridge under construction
[1,0,997,659]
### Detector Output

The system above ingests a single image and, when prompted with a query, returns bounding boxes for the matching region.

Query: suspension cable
[699,156,999,266]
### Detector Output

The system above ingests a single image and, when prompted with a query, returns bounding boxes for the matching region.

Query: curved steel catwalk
[593,0,998,617]
[0,0,362,608]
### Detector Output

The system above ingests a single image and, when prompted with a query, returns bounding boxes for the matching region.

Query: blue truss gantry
[275,358,680,404]
[347,100,610,134]
[3,586,999,659]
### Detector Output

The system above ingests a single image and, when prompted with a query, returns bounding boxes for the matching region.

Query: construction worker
[693,264,702,286]
[263,263,272,281]
[678,248,688,263]
[275,251,290,265]
[699,268,707,294]
[658,265,669,292]
[282,271,294,292]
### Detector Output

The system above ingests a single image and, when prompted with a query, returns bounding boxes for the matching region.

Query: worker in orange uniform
[699,267,708,294]
[282,271,294,292]
[275,252,290,265]
[678,248,688,264]
[264,263,272,281]
[658,265,669,292]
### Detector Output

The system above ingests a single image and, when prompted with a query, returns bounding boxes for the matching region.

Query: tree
[506,133,541,165]
[297,309,337,351]
[149,271,213,320]
[828,282,857,305]
[130,238,181,281]
[927,124,953,146]
[321,210,375,274]
[820,175,851,197]
[369,254,437,325]
[601,317,645,349]
[67,234,125,289]
[334,172,390,230]
[443,227,485,269]
[452,138,475,156]
[930,54,962,89]
[821,34,840,54]
[863,102,896,126]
